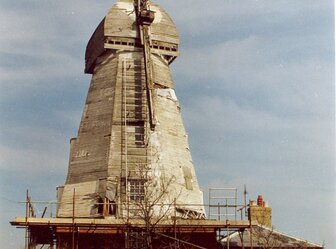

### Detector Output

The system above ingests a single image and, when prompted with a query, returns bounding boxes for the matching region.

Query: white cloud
[160,0,332,37]
[0,131,68,174]
[183,93,334,192]
[184,95,287,132]
[0,144,68,173]
[0,1,104,85]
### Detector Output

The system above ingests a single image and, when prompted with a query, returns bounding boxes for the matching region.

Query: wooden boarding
[11,217,255,230]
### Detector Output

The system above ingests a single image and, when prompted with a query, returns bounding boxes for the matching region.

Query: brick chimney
[248,195,272,227]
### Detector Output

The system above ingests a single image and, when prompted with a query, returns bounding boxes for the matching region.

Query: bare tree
[126,163,181,249]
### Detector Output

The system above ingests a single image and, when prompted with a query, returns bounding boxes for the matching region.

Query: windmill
[54,0,205,220]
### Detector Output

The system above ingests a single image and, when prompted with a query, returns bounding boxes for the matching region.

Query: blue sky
[0,0,334,248]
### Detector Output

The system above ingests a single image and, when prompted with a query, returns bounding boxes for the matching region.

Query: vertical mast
[135,0,156,130]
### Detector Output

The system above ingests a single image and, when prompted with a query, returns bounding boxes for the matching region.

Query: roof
[105,0,179,44]
[85,0,179,74]
[221,225,323,248]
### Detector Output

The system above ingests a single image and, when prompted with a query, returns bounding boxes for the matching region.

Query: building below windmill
[10,0,324,248]
[222,225,323,249]
[221,196,323,249]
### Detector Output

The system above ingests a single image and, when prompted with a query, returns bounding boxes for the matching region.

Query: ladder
[121,58,151,218]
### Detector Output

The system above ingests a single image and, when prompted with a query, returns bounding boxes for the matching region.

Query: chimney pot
[257,195,263,206]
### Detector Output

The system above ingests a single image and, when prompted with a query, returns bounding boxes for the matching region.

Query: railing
[22,188,249,221]
[208,188,241,220]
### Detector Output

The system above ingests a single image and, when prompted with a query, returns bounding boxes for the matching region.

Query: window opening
[129,179,145,202]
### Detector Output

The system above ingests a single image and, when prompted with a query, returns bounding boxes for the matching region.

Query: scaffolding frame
[14,188,254,249]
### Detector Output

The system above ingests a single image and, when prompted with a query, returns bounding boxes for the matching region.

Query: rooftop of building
[222,225,323,248]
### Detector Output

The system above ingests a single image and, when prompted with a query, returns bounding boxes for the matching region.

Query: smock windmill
[56,0,206,220]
